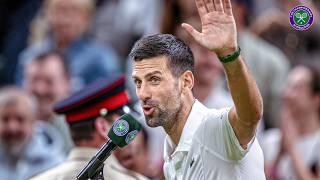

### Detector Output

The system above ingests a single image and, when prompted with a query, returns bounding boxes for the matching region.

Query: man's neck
[38,112,54,122]
[56,38,70,51]
[165,97,195,146]
[295,112,320,136]
[54,34,72,51]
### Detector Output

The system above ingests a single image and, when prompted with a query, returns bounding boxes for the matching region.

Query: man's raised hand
[182,0,238,57]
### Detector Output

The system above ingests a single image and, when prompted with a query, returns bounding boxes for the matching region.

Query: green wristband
[218,46,241,64]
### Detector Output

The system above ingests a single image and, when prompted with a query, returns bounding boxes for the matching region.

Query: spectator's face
[24,56,70,120]
[132,57,183,128]
[0,97,34,153]
[177,0,198,18]
[282,66,316,114]
[114,132,147,170]
[47,0,90,42]
[190,41,223,85]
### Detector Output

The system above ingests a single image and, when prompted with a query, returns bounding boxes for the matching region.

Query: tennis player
[130,0,265,179]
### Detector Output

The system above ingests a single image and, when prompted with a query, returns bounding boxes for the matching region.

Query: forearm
[223,57,263,142]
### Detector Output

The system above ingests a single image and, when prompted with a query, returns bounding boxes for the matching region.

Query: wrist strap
[218,46,241,64]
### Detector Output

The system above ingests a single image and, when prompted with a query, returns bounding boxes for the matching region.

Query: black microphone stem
[76,139,117,180]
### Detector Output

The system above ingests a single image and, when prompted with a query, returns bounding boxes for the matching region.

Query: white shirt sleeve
[196,108,254,161]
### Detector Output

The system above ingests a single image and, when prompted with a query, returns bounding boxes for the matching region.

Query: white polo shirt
[163,100,265,180]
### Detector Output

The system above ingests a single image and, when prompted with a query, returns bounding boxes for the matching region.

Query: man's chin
[3,142,25,155]
[145,117,162,127]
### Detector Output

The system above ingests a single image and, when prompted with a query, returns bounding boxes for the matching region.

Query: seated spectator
[261,63,320,180]
[231,0,290,129]
[23,51,74,154]
[158,0,290,129]
[0,87,64,180]
[30,75,148,180]
[0,0,43,86]
[17,0,121,91]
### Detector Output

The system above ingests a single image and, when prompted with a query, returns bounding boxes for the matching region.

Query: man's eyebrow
[132,71,162,80]
[145,71,162,78]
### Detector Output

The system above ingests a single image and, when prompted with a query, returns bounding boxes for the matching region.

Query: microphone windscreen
[108,114,142,148]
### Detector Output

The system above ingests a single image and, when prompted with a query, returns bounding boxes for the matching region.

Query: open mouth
[143,106,155,116]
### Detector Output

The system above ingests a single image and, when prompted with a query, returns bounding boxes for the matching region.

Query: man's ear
[180,70,194,92]
[94,117,111,139]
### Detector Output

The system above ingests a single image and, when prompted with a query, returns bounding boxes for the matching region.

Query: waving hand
[182,0,238,57]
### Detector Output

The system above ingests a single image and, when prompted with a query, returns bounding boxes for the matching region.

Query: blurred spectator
[17,0,121,91]
[0,0,42,86]
[160,0,289,129]
[23,51,74,154]
[176,18,233,109]
[31,76,148,180]
[262,64,320,180]
[232,0,290,129]
[251,0,320,64]
[114,126,163,179]
[0,87,64,180]
[91,0,163,67]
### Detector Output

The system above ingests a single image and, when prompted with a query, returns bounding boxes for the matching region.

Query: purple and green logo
[289,5,313,31]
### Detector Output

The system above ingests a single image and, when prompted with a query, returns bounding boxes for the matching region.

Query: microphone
[76,114,142,180]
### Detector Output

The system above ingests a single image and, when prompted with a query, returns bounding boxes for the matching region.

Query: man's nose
[137,83,151,101]
[34,81,48,96]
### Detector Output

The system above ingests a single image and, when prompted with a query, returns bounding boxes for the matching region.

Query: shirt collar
[67,147,99,161]
[67,147,118,163]
[164,100,208,159]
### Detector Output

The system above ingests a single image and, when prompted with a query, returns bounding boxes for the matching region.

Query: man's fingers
[223,0,233,15]
[204,0,215,12]
[214,0,224,12]
[195,0,208,18]
[181,23,202,42]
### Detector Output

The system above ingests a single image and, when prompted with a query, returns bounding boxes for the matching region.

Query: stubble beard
[1,137,27,157]
[144,95,182,130]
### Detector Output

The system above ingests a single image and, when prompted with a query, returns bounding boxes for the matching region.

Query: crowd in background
[0,0,319,179]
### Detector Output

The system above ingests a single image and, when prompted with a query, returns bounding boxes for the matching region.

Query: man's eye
[134,80,142,87]
[150,77,160,84]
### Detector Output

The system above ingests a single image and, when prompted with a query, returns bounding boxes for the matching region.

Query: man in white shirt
[130,0,265,179]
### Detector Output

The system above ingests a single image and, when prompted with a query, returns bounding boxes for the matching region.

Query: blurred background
[0,0,319,179]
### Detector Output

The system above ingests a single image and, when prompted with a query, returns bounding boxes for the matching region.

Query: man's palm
[182,0,238,56]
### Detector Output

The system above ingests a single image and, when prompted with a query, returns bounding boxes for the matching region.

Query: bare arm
[224,57,263,147]
[182,0,263,147]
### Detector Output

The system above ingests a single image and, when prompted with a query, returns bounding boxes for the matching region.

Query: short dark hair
[32,51,70,79]
[130,34,194,77]
[306,63,320,117]
[69,118,96,143]
[294,62,320,95]
[69,111,122,144]
[294,62,320,117]
[306,64,320,95]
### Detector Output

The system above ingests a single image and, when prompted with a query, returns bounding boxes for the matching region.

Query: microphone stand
[91,164,104,180]
[76,140,117,180]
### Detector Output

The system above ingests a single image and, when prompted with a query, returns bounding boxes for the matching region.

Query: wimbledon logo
[113,120,129,136]
[125,130,139,144]
[289,5,314,31]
